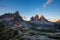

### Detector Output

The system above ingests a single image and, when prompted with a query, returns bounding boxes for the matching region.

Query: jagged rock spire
[30,14,39,21]
[40,15,45,20]
[15,11,19,16]
[14,11,23,21]
[30,16,34,21]
[34,14,39,20]
[40,15,48,21]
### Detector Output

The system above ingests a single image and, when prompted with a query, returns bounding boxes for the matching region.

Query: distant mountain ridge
[0,11,23,21]
[0,11,60,28]
[56,20,60,22]
[0,11,31,28]
[0,11,60,40]
[0,11,60,22]
[30,14,48,22]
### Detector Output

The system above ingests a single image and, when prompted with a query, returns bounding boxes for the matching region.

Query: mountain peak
[34,14,39,20]
[0,11,23,22]
[40,15,45,20]
[39,15,48,22]
[30,14,48,21]
[30,14,39,21]
[15,11,19,16]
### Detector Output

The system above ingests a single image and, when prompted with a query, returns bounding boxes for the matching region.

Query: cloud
[36,8,40,11]
[43,0,53,8]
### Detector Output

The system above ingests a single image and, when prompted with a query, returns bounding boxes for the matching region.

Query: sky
[0,0,60,21]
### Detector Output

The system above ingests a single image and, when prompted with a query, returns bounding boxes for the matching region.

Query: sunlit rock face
[39,15,48,22]
[30,14,48,22]
[40,15,45,20]
[30,14,39,21]
[34,14,39,21]
[30,15,55,27]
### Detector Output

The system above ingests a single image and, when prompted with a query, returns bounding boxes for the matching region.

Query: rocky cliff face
[0,11,60,28]
[30,16,34,21]
[0,11,23,21]
[30,14,39,21]
[0,11,30,27]
[34,14,39,21]
[30,14,55,26]
[39,15,48,22]
[30,14,48,22]
[0,11,60,40]
[0,22,59,40]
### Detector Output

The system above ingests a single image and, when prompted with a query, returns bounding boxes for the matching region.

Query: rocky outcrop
[30,14,48,22]
[30,14,39,21]
[30,15,55,26]
[34,14,39,21]
[0,23,59,40]
[30,16,34,21]
[0,11,23,21]
[39,15,48,22]
[0,11,60,40]
[0,11,31,28]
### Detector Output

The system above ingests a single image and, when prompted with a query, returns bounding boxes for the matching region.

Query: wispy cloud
[43,0,53,8]
[36,8,40,11]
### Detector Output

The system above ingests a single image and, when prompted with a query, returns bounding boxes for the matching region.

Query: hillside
[0,11,60,40]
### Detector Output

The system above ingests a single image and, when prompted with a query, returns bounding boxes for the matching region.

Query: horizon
[0,11,59,22]
[0,0,60,22]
